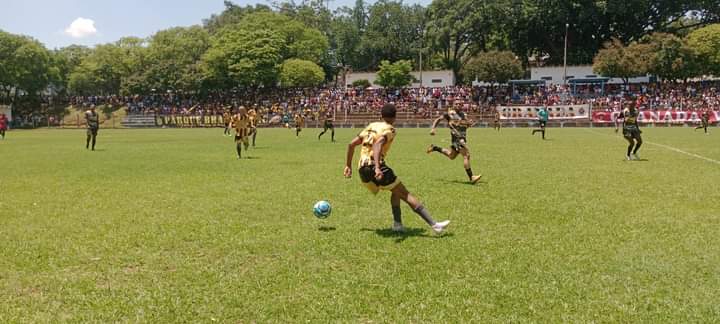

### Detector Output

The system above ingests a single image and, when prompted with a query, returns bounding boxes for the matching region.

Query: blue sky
[0,0,431,49]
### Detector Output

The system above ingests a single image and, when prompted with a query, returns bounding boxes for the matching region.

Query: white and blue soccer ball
[313,200,332,219]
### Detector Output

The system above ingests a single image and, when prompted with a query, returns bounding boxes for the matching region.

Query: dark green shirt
[86,111,99,129]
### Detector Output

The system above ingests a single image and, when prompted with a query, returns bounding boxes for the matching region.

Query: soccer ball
[313,200,332,219]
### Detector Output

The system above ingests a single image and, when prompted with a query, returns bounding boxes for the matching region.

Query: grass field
[1,126,719,322]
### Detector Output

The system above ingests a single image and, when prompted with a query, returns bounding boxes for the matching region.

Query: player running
[427,109,482,184]
[318,110,335,142]
[85,105,99,151]
[695,109,710,135]
[615,101,643,160]
[294,113,305,137]
[344,104,450,234]
[230,107,251,159]
[0,113,7,139]
[531,106,548,139]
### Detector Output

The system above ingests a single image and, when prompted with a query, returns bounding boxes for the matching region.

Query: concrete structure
[530,65,651,85]
[346,70,455,88]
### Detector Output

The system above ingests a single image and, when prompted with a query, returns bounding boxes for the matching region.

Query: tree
[639,33,699,81]
[374,60,414,88]
[234,11,329,64]
[279,59,325,87]
[0,30,55,112]
[361,0,426,70]
[203,1,272,34]
[202,28,285,88]
[427,0,497,78]
[352,79,371,89]
[592,38,649,84]
[144,26,210,93]
[463,50,524,84]
[67,37,147,96]
[686,24,720,76]
[201,10,329,89]
[51,45,92,94]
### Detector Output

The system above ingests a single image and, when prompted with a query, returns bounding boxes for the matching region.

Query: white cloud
[64,17,97,38]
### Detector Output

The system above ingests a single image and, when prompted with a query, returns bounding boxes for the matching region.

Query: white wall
[530,65,651,85]
[346,70,455,88]
[0,105,11,121]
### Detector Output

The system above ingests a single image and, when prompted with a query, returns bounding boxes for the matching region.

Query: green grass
[1,126,719,322]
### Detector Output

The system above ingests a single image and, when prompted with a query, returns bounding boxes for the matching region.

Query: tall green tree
[463,50,523,84]
[374,60,414,88]
[361,0,426,70]
[592,38,649,84]
[427,0,498,78]
[144,26,210,93]
[235,11,329,64]
[686,24,720,76]
[202,28,285,88]
[0,30,55,112]
[51,45,92,94]
[68,37,147,96]
[279,59,325,87]
[202,1,272,34]
[640,33,699,81]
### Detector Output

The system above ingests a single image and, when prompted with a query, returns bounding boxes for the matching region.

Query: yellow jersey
[248,109,258,127]
[295,115,305,127]
[358,121,396,167]
[231,113,251,137]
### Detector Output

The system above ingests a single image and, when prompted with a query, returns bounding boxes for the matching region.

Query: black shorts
[324,121,334,130]
[623,127,641,140]
[87,127,98,136]
[538,120,547,128]
[451,137,467,151]
[359,163,399,191]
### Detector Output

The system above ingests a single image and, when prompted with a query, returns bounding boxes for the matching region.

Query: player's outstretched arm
[430,116,444,135]
[344,136,362,178]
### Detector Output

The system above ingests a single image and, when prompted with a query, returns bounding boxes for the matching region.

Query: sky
[0,0,431,49]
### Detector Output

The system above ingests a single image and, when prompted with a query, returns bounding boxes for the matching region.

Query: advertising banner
[497,105,590,120]
[592,110,719,123]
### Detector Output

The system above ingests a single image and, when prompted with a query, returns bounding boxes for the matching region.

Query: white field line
[585,129,720,166]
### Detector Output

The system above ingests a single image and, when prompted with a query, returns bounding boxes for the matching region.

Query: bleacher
[122,114,158,128]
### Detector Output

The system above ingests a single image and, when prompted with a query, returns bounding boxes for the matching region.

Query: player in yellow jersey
[230,107,251,159]
[248,106,258,147]
[294,113,305,137]
[344,104,450,234]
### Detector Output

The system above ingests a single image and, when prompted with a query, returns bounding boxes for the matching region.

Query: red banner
[592,110,719,123]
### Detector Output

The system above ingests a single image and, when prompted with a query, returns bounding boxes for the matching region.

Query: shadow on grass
[441,179,485,186]
[243,156,261,159]
[318,226,336,232]
[360,227,452,243]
